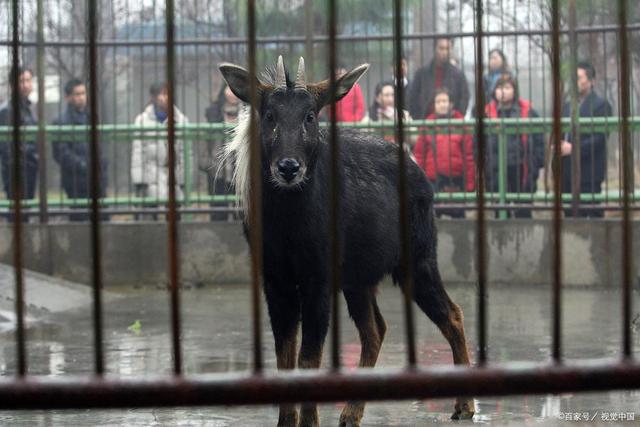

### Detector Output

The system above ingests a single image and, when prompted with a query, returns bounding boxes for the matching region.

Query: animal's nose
[277,158,300,182]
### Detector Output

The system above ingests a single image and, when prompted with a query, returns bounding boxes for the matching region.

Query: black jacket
[408,60,470,120]
[485,101,545,193]
[52,105,108,198]
[0,98,38,196]
[561,91,612,193]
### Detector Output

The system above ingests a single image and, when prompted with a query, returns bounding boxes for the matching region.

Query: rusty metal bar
[473,0,488,366]
[87,0,105,376]
[617,0,633,360]
[551,0,563,363]
[394,0,416,368]
[10,0,26,377]
[2,23,639,48]
[247,0,264,373]
[165,0,182,376]
[568,0,581,217]
[35,0,47,224]
[1,361,639,409]
[327,0,341,371]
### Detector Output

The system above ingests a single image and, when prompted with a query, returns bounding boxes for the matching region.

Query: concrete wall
[0,220,638,288]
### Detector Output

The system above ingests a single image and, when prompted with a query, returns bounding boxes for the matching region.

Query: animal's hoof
[338,421,360,427]
[451,400,475,420]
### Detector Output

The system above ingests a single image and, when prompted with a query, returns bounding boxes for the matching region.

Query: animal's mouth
[270,164,307,189]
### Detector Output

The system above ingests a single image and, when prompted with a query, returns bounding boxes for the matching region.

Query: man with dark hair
[52,78,108,221]
[0,66,38,201]
[559,60,612,218]
[408,37,470,120]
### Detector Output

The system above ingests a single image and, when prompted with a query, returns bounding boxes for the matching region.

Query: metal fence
[0,0,638,417]
[0,0,638,220]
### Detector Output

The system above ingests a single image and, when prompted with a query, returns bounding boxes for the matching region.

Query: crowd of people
[0,37,613,221]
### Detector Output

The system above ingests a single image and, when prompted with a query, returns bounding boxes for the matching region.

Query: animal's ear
[309,63,369,109]
[219,63,265,104]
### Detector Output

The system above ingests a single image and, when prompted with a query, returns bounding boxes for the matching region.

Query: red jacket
[334,83,365,122]
[413,110,475,191]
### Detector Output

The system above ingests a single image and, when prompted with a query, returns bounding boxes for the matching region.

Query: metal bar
[497,129,507,219]
[35,0,47,224]
[568,0,581,217]
[165,0,182,376]
[304,0,314,81]
[551,0,563,363]
[2,23,640,48]
[617,0,633,360]
[1,116,637,138]
[473,0,488,366]
[393,0,416,368]
[247,0,264,374]
[1,361,639,409]
[10,0,26,377]
[327,0,341,371]
[87,0,105,376]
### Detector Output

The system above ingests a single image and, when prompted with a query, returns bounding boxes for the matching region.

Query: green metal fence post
[183,132,193,221]
[498,126,507,219]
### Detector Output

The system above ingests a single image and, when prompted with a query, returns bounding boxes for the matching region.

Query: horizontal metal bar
[0,117,636,141]
[0,361,638,409]
[2,203,640,217]
[1,23,639,48]
[1,192,637,209]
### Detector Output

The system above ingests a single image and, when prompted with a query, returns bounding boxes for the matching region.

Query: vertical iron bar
[474,0,488,366]
[87,0,104,375]
[36,0,47,223]
[551,0,563,363]
[304,0,314,81]
[328,0,341,371]
[247,0,263,374]
[393,0,416,368]
[10,0,26,377]
[568,0,580,217]
[617,0,632,360]
[165,0,182,375]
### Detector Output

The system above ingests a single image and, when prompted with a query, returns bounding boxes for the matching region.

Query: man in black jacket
[559,61,612,218]
[0,66,38,201]
[408,37,470,120]
[52,78,108,221]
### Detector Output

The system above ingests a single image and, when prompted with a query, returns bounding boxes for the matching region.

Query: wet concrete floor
[0,282,639,426]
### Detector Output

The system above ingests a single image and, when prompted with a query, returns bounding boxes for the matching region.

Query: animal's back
[326,128,436,288]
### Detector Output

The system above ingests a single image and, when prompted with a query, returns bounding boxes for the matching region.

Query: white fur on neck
[217,105,252,217]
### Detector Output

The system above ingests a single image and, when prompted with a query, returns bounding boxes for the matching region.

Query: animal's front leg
[265,281,301,427]
[297,285,331,427]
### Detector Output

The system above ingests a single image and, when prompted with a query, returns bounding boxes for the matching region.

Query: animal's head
[219,56,368,191]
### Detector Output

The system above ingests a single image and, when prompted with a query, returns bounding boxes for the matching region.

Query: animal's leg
[264,282,300,427]
[297,285,331,427]
[412,260,475,420]
[339,289,386,427]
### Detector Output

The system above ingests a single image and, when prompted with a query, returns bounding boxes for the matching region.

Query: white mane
[216,105,252,217]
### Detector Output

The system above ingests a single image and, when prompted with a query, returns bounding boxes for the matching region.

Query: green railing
[0,117,638,213]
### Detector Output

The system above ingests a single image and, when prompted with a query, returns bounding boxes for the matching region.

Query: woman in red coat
[413,88,475,218]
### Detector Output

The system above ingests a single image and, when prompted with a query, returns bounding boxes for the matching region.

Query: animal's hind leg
[264,282,300,427]
[339,288,386,427]
[412,260,475,420]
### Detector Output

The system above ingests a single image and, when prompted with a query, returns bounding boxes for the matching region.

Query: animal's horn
[275,55,287,89]
[294,57,306,89]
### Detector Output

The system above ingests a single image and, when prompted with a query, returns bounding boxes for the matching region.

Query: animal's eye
[265,111,274,122]
[305,112,315,123]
